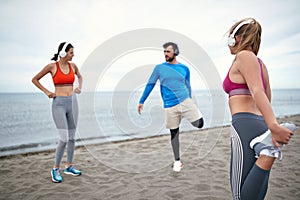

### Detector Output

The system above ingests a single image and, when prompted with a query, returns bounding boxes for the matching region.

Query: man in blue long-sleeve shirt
[138,42,204,172]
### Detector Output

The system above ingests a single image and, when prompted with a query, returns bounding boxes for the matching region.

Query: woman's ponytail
[51,53,59,61]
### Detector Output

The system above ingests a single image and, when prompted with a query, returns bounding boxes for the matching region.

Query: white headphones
[228,19,253,47]
[59,42,69,58]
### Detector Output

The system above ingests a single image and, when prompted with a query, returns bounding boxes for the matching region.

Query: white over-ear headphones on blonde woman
[228,19,253,47]
[59,42,69,57]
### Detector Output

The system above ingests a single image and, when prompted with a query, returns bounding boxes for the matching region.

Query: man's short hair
[163,42,179,55]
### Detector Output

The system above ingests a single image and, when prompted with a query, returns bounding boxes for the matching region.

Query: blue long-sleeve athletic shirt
[139,62,192,108]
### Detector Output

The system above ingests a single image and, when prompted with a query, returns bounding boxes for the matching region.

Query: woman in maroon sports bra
[223,18,295,199]
[32,42,83,183]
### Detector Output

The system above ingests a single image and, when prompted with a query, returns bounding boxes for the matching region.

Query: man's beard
[165,55,175,62]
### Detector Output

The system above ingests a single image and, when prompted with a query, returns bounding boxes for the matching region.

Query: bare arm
[237,51,293,146]
[72,63,83,94]
[32,63,56,98]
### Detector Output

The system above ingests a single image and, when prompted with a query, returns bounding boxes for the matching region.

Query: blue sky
[0,0,299,93]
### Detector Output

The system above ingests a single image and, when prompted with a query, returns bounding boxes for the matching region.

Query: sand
[0,115,299,200]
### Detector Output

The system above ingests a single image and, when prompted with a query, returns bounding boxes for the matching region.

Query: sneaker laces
[54,168,61,177]
[66,165,73,171]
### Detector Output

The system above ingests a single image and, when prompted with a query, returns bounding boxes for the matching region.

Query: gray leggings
[52,95,78,166]
[170,118,204,161]
[231,112,270,200]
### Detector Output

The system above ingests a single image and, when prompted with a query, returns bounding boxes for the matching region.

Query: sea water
[0,89,299,156]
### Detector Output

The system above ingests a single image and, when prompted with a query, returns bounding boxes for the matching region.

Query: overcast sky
[0,0,299,93]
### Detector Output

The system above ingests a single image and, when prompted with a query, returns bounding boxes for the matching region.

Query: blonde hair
[229,18,262,55]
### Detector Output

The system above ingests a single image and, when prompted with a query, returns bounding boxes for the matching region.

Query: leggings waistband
[54,94,76,101]
[232,112,264,121]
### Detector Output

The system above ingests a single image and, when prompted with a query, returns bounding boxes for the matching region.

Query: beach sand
[0,115,299,200]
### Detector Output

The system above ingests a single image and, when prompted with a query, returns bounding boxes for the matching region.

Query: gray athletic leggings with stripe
[52,95,78,166]
[230,112,270,200]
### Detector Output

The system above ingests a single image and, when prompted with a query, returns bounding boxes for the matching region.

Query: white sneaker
[250,122,297,160]
[281,122,298,132]
[172,160,183,172]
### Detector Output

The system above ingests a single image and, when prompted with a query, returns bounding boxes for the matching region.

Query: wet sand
[0,115,299,200]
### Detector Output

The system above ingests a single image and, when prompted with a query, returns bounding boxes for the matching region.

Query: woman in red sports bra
[32,42,82,97]
[32,42,83,183]
[223,18,295,199]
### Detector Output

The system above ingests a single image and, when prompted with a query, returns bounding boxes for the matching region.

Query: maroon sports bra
[223,58,266,97]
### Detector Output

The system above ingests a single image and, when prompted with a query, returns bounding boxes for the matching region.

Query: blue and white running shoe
[64,165,81,176]
[51,168,63,183]
[250,122,297,160]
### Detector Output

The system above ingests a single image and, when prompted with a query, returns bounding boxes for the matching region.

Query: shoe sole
[64,171,81,176]
[173,168,182,172]
[250,130,271,149]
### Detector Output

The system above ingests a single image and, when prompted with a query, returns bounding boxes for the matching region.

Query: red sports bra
[223,58,266,97]
[52,62,75,86]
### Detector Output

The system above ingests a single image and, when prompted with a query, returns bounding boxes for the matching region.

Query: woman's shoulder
[68,62,77,68]
[44,62,57,70]
[38,62,56,75]
[236,50,258,64]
